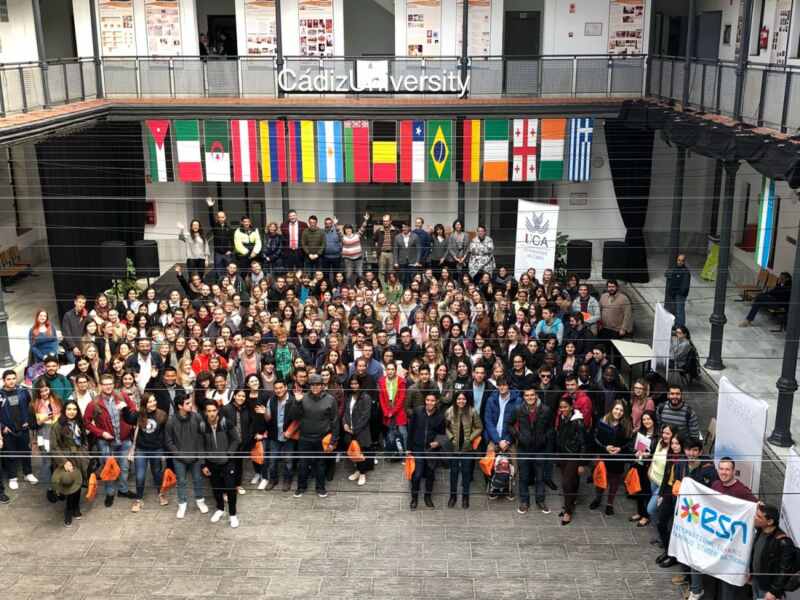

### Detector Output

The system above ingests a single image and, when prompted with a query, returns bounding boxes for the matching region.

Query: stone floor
[0,457,683,600]
[4,268,59,365]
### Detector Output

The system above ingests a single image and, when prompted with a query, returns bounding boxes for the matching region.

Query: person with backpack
[656,385,701,441]
[749,502,798,600]
[200,401,241,528]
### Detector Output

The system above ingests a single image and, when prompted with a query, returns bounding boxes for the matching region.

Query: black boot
[424,494,435,508]
[447,495,457,508]
[409,494,418,510]
[64,506,73,527]
[462,496,469,509]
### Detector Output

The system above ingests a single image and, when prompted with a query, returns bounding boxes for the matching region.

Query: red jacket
[192,352,229,375]
[378,376,407,426]
[562,390,593,430]
[84,391,137,442]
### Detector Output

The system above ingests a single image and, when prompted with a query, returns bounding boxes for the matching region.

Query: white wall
[696,0,741,61]
[73,0,95,57]
[0,0,39,62]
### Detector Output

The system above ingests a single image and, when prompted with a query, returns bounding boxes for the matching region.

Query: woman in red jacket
[378,362,407,458]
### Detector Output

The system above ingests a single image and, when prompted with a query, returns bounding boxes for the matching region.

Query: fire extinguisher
[759,26,769,50]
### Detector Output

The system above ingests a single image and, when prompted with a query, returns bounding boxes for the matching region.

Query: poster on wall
[245,0,278,55]
[455,0,491,56]
[145,0,182,56]
[298,0,334,57]
[772,0,792,65]
[99,0,136,56]
[407,0,441,57]
[607,0,645,55]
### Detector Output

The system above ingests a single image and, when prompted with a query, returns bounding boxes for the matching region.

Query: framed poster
[772,0,792,65]
[145,0,182,56]
[298,0,334,57]
[455,0,491,56]
[607,0,645,55]
[407,0,441,57]
[99,0,136,56]
[246,0,277,55]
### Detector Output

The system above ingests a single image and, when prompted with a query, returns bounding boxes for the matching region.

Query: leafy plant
[105,258,140,303]
[555,233,569,279]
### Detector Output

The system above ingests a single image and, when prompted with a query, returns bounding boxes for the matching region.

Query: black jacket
[749,529,797,597]
[407,405,446,454]
[61,309,86,352]
[144,377,187,416]
[342,391,373,449]
[286,391,339,443]
[221,400,263,451]
[686,458,718,488]
[262,233,283,264]
[510,401,554,451]
[665,264,691,297]
[200,415,241,466]
[556,410,586,457]
[165,411,204,464]
[211,220,234,255]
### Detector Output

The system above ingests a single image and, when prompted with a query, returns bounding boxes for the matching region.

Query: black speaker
[100,241,127,279]
[602,241,630,281]
[133,240,160,278]
[566,240,593,280]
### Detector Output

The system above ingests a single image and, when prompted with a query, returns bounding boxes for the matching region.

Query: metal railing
[0,57,98,116]
[648,54,800,133]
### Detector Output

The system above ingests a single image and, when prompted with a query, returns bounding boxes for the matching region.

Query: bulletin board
[298,0,334,57]
[246,0,278,55]
[407,0,441,57]
[608,0,645,55]
[145,0,182,56]
[456,0,491,56]
[99,0,136,56]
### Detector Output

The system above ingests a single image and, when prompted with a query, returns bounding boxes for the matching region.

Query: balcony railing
[0,54,648,117]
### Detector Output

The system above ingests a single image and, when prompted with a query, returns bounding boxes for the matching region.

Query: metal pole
[275,0,285,98]
[768,218,800,447]
[88,0,104,98]
[682,0,696,107]
[0,283,15,368]
[665,144,686,304]
[733,0,755,121]
[31,0,51,108]
[459,0,469,92]
[705,160,739,370]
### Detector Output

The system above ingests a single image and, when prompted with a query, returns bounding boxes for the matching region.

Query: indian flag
[483,119,509,182]
[755,177,776,269]
[145,120,170,182]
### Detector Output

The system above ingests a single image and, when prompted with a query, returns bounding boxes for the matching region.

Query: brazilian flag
[426,120,452,181]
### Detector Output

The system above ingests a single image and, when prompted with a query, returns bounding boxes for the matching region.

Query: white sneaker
[687,592,704,600]
[357,474,366,486]
[257,479,268,491]
[230,515,239,528]
[24,474,38,485]
[210,509,224,523]
[8,478,18,490]
[196,498,209,514]
[335,453,342,463]
[176,502,187,519]
[348,472,360,481]
[237,486,246,495]
[250,473,261,485]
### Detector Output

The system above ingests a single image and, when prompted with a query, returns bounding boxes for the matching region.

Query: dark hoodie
[286,390,339,443]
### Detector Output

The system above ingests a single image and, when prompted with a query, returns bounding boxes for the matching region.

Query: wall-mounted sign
[99,0,136,56]
[407,0,441,57]
[246,0,277,56]
[145,0,182,56]
[456,0,491,56]
[608,0,644,55]
[298,0,334,57]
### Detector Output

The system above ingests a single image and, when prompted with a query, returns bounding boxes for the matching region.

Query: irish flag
[755,177,776,269]
[539,118,567,181]
[343,120,370,183]
[483,119,509,182]
[231,119,259,183]
[145,120,170,182]
[204,120,231,182]
[174,120,203,182]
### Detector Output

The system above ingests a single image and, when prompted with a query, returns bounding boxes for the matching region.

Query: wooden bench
[736,268,769,302]
[0,245,31,280]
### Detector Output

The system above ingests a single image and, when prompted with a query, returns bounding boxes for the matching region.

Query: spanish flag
[372,120,397,183]
[288,120,316,183]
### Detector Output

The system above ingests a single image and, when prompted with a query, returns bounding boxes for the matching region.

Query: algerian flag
[204,120,231,182]
[145,120,170,182]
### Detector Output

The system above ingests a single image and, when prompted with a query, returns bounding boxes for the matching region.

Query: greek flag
[755,177,776,269]
[568,117,593,181]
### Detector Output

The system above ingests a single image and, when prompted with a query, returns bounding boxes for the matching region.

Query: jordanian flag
[145,120,170,182]
[205,120,231,182]
[426,120,452,181]
[174,120,203,182]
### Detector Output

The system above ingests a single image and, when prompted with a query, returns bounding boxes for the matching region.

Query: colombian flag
[288,120,316,183]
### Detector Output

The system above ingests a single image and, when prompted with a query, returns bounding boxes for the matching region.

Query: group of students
[1,209,797,598]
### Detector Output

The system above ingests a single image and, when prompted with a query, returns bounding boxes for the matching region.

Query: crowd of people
[1,206,796,599]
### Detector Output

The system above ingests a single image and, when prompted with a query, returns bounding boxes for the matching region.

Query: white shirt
[402,234,410,248]
[135,353,152,393]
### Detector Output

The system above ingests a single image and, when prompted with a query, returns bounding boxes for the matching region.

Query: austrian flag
[231,119,259,183]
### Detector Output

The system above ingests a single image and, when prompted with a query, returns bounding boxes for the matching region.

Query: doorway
[41,0,77,59]
[207,16,237,56]
[503,11,541,56]
[694,11,722,60]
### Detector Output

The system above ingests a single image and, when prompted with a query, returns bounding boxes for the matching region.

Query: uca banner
[668,478,757,587]
[515,200,559,280]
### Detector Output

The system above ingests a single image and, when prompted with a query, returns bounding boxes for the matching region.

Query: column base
[767,429,794,448]
[703,358,725,371]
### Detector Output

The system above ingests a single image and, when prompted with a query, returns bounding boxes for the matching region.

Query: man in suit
[392,222,421,288]
[280,209,307,273]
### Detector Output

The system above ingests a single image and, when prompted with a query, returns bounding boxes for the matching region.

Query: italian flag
[173,120,203,182]
[231,119,259,183]
[204,120,231,182]
[145,120,170,182]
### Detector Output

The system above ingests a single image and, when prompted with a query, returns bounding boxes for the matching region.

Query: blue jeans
[646,481,660,518]
[97,439,131,496]
[264,438,296,482]
[173,460,205,504]
[518,455,545,504]
[384,425,407,456]
[666,293,687,328]
[449,457,473,496]
[134,450,164,499]
[213,251,232,281]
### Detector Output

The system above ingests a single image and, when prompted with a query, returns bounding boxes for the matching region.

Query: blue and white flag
[316,120,344,183]
[755,177,776,269]
[567,117,593,182]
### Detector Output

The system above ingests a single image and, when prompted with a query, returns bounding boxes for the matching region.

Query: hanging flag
[145,120,170,183]
[426,120,452,181]
[462,119,481,183]
[483,119,509,182]
[343,120,370,183]
[568,117,594,182]
[231,119,259,183]
[399,120,425,183]
[540,118,567,181]
[316,120,344,183]
[174,120,203,182]
[372,120,398,183]
[204,120,231,182]
[288,120,316,183]
[512,118,539,182]
[755,177,777,269]
[259,120,287,183]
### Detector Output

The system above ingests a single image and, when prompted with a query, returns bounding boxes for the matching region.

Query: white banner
[715,376,769,495]
[668,478,757,587]
[780,448,800,600]
[515,200,559,280]
[651,302,675,375]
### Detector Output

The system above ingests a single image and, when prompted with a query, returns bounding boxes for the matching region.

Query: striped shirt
[342,233,363,260]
